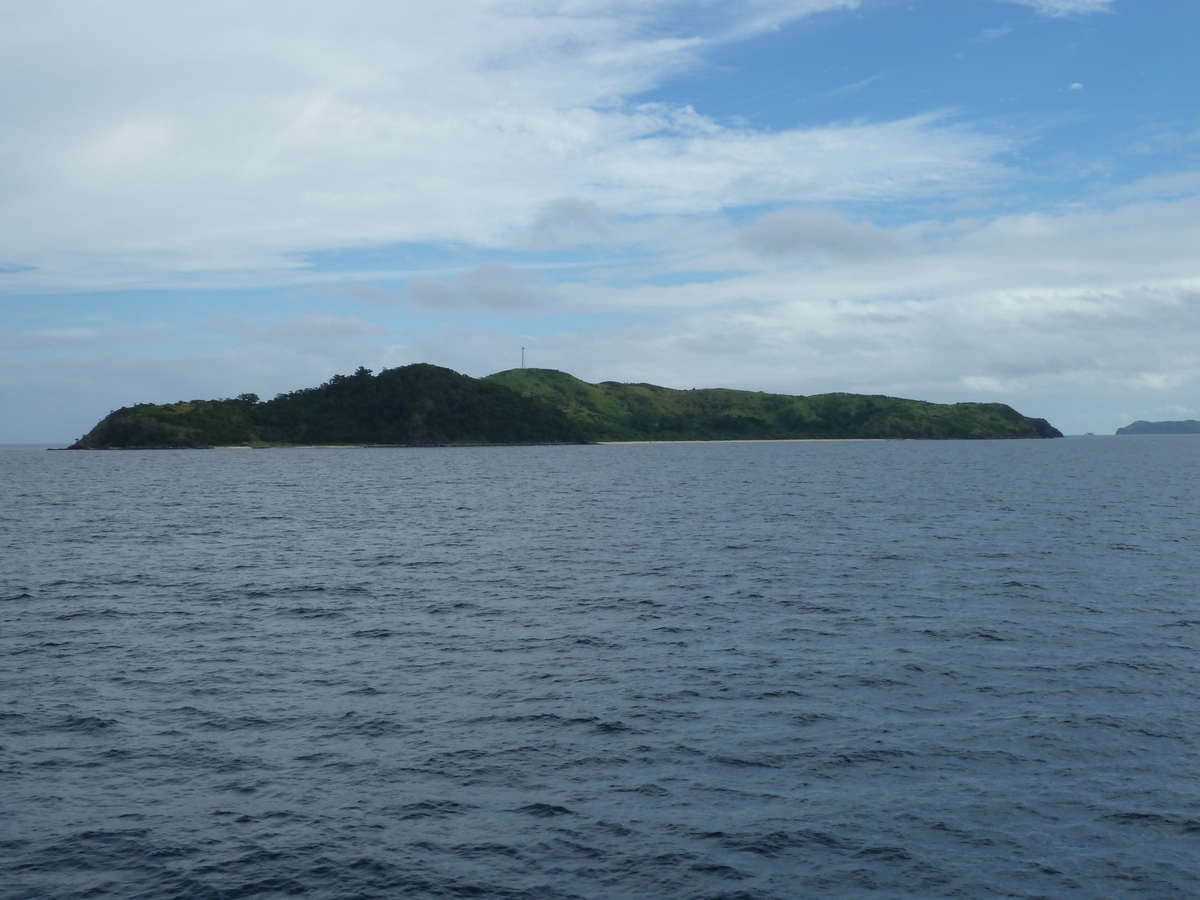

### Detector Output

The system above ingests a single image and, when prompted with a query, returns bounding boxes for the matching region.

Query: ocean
[2,437,1198,899]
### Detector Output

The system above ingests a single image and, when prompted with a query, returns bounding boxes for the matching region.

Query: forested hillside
[69,364,582,448]
[69,363,1062,448]
[486,369,1062,441]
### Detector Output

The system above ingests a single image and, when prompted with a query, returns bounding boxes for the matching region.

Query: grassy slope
[485,368,1062,440]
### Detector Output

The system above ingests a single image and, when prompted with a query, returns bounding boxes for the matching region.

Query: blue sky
[2,0,1198,440]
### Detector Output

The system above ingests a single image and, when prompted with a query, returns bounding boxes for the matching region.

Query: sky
[2,0,1198,441]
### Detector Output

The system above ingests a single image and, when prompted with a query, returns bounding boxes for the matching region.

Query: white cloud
[999,0,1114,16]
[739,207,902,260]
[0,324,168,352]
[1104,169,1200,202]
[0,0,1002,291]
[526,199,623,249]
[405,263,555,311]
[207,313,386,349]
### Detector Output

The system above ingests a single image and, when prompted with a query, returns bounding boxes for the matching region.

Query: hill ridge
[484,367,1062,442]
[1116,419,1200,435]
[68,363,1063,449]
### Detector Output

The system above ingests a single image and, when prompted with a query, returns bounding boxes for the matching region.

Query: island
[68,363,1063,449]
[1116,420,1200,435]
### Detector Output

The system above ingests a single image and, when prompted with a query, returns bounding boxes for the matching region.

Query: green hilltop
[69,364,581,449]
[485,368,1062,441]
[68,363,1062,449]
[1115,419,1200,435]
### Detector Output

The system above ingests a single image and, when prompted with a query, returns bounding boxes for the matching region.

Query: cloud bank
[0,0,1004,290]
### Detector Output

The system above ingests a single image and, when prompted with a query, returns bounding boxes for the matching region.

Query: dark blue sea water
[2,437,1198,900]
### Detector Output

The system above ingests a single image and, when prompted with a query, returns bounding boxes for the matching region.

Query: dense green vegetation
[1116,419,1200,435]
[485,368,1062,441]
[69,363,1062,449]
[69,364,583,449]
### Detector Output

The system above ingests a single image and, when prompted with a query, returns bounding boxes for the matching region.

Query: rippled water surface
[2,438,1199,899]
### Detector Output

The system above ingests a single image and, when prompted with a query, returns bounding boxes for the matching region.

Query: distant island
[68,363,1063,449]
[1116,419,1200,435]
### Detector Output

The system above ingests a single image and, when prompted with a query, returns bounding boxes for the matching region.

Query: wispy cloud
[206,313,386,349]
[0,2,1003,291]
[526,199,623,249]
[739,207,903,260]
[406,263,555,312]
[998,0,1114,17]
[819,72,886,97]
[0,324,167,352]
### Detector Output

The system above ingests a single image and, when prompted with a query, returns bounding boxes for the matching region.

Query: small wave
[711,828,847,857]
[345,717,408,737]
[690,863,751,880]
[964,629,1007,641]
[515,802,574,818]
[275,606,344,618]
[710,755,781,768]
[831,747,911,767]
[855,844,914,861]
[193,714,278,731]
[791,712,838,726]
[1102,812,1200,834]
[393,800,472,820]
[614,783,670,796]
[54,608,126,620]
[53,715,119,732]
[453,842,525,860]
[596,820,635,836]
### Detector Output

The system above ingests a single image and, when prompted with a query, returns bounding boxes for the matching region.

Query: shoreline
[59,434,1058,450]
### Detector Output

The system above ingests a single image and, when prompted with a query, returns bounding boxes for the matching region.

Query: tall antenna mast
[521,347,525,369]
